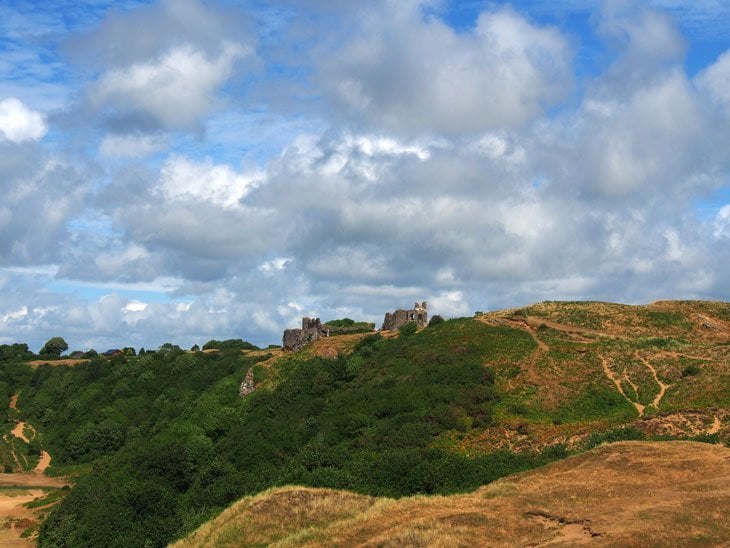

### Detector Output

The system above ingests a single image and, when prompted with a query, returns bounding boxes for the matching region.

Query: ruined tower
[382,301,428,330]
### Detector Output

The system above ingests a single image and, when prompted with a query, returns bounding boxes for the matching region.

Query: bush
[398,322,418,337]
[202,339,258,351]
[681,364,701,377]
[428,315,445,326]
[325,318,355,327]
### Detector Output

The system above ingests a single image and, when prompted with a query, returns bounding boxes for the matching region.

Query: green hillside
[0,301,727,546]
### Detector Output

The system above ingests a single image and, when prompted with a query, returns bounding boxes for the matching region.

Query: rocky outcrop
[239,368,255,397]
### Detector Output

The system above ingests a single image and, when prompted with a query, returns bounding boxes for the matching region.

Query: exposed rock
[382,301,428,330]
[239,368,255,397]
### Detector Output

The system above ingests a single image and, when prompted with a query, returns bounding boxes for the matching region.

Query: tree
[40,337,68,356]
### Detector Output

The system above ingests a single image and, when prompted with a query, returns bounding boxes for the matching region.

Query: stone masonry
[382,301,428,330]
[282,317,329,351]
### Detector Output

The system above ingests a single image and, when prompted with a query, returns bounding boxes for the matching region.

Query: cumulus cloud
[99,133,168,157]
[695,50,730,109]
[714,205,730,238]
[90,43,250,132]
[157,155,261,209]
[0,98,47,142]
[319,5,572,134]
[65,0,251,68]
[0,143,88,265]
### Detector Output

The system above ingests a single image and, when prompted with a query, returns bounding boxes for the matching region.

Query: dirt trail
[7,395,54,476]
[0,395,67,544]
[34,451,51,473]
[600,356,645,416]
[709,416,722,435]
[10,423,30,444]
[478,316,548,385]
[635,353,671,410]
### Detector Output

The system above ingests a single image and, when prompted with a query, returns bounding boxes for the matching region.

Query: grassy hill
[173,440,730,547]
[0,300,726,546]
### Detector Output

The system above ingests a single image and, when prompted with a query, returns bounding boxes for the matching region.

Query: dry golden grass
[25,358,88,368]
[173,487,377,547]
[174,441,730,547]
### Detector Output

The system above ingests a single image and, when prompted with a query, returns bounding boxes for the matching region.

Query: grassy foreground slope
[174,440,730,547]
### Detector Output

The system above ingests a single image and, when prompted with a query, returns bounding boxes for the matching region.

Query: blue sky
[0,0,729,351]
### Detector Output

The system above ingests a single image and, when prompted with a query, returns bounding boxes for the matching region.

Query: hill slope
[469,300,729,452]
[174,440,730,546]
[0,300,726,546]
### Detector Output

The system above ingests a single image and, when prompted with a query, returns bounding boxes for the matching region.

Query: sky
[1,0,729,352]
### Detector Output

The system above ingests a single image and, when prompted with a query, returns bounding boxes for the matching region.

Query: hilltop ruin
[382,302,428,330]
[282,317,329,351]
[281,302,428,352]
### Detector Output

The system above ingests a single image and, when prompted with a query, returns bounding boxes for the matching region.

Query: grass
[174,441,730,547]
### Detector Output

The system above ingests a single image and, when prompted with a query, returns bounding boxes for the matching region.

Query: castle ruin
[282,317,329,351]
[382,302,428,331]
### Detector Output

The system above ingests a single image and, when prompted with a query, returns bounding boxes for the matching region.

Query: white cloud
[90,42,249,131]
[429,291,469,318]
[0,98,47,142]
[321,6,572,134]
[157,155,261,209]
[259,257,292,273]
[94,244,152,277]
[695,50,730,108]
[99,133,168,157]
[714,205,730,238]
[124,300,147,313]
[0,306,28,324]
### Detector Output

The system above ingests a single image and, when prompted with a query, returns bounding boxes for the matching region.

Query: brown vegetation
[175,441,730,547]
[25,358,88,368]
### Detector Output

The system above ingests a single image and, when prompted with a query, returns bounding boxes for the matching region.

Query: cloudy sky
[1,0,729,352]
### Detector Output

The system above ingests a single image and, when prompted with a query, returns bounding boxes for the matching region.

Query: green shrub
[398,322,418,337]
[202,339,258,351]
[681,364,701,377]
[325,318,355,327]
[428,315,445,326]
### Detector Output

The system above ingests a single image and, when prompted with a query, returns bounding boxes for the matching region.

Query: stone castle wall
[283,317,329,351]
[382,302,428,330]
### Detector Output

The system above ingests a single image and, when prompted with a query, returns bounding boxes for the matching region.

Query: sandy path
[600,356,645,416]
[34,452,51,474]
[635,353,671,410]
[10,423,29,444]
[0,488,45,547]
